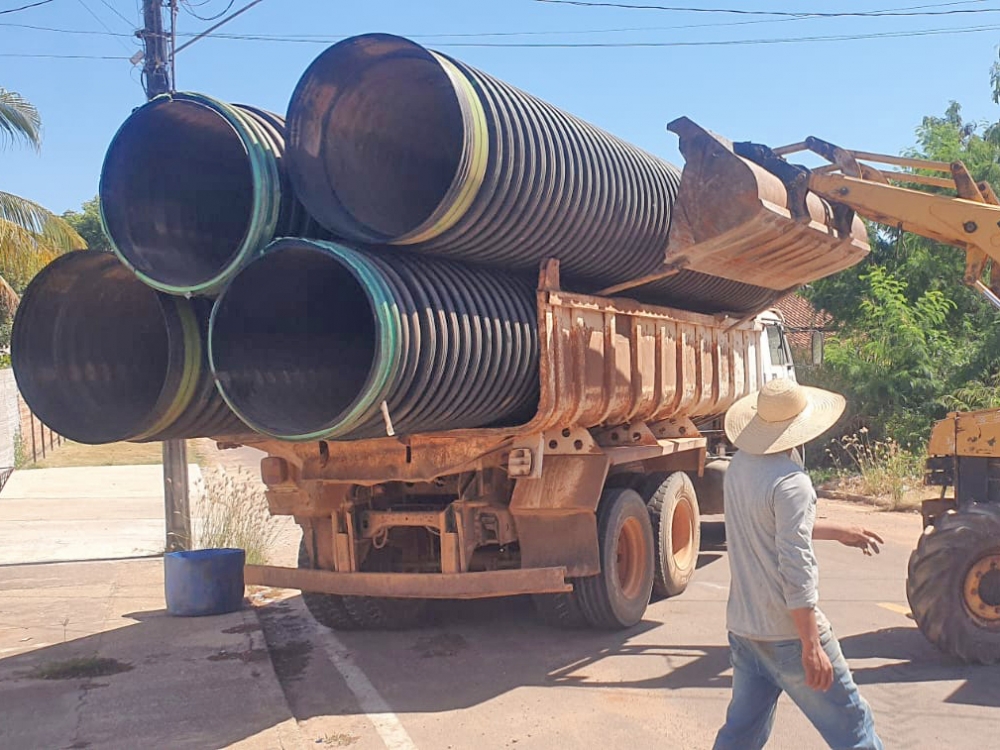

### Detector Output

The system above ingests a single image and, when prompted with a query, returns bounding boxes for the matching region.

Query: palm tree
[1,87,85,311]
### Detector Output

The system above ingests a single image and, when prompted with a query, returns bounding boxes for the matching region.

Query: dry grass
[816,430,928,512]
[29,440,204,469]
[195,467,279,566]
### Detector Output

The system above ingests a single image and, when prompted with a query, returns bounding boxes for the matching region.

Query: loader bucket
[660,117,869,294]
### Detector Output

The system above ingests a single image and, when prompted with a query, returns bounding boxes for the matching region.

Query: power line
[176,21,1000,47]
[97,0,138,29]
[180,0,233,22]
[434,23,1000,47]
[0,0,54,15]
[0,51,129,57]
[533,0,1000,17]
[173,0,265,54]
[6,13,1000,55]
[76,0,136,52]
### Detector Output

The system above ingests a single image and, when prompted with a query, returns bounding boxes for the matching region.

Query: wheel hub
[963,553,1000,625]
[671,498,696,571]
[616,517,645,599]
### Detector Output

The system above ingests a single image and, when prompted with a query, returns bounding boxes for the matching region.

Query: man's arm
[790,607,834,691]
[813,521,884,555]
[773,473,832,691]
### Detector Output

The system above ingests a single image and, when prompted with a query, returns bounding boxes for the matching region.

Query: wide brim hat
[724,379,845,455]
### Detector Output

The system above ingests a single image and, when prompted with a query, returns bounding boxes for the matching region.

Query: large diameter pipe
[209,238,539,441]
[99,92,322,296]
[285,34,681,287]
[11,252,247,444]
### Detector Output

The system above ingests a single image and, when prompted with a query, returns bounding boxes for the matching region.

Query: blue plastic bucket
[164,548,246,617]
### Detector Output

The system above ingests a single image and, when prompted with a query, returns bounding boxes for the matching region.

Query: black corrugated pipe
[11,252,247,444]
[285,34,681,288]
[100,92,323,297]
[209,238,539,441]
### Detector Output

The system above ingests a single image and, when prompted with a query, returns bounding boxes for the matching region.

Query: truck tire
[574,487,655,629]
[532,591,588,628]
[641,472,701,598]
[297,541,358,631]
[906,504,1000,664]
[342,547,429,630]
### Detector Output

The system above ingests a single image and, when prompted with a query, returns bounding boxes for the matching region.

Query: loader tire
[297,541,358,631]
[342,547,429,630]
[532,591,588,629]
[641,472,701,598]
[574,487,655,629]
[906,504,1000,664]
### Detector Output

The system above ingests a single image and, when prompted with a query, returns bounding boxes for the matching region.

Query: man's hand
[813,521,883,555]
[802,639,834,691]
[835,526,883,555]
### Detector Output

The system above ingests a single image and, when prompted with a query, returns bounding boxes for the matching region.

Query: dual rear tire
[533,472,701,630]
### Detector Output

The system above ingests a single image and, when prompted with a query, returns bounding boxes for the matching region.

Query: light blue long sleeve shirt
[723,450,829,641]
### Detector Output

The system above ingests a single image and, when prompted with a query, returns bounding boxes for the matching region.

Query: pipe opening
[290,37,466,240]
[210,246,378,436]
[101,98,254,288]
[12,253,172,444]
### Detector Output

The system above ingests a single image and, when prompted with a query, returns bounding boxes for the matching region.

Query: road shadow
[258,594,1000,722]
[841,626,1000,708]
[0,604,292,750]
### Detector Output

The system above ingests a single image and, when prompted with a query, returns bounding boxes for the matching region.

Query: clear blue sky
[4,0,1000,214]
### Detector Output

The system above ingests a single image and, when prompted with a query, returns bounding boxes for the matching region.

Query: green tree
[1,87,85,354]
[62,196,112,253]
[801,98,1000,445]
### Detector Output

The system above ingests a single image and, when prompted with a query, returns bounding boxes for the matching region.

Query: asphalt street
[256,500,1000,750]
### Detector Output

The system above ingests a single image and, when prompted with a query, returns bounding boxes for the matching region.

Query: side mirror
[811,330,824,366]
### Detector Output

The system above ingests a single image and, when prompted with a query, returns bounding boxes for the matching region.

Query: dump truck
[238,119,869,631]
[241,116,1000,663]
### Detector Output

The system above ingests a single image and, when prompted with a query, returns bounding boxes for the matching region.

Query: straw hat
[724,379,845,455]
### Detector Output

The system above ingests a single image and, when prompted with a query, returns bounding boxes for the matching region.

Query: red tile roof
[773,293,832,349]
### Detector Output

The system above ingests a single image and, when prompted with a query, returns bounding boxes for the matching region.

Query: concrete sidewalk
[0,557,306,750]
[0,464,203,565]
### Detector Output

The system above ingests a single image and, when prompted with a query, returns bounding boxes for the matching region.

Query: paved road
[0,465,203,564]
[256,501,1000,750]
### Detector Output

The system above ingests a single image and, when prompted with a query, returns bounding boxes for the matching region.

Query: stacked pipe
[99,92,325,296]
[11,252,246,444]
[13,32,771,444]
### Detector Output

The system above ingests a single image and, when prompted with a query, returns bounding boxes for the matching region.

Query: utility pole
[140,0,190,552]
[140,0,170,99]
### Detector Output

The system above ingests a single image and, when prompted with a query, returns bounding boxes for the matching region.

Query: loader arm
[738,135,1000,307]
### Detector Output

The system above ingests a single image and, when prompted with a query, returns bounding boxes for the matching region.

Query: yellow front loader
[727,130,1000,664]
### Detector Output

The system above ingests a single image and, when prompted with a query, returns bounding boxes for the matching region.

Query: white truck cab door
[761,321,797,383]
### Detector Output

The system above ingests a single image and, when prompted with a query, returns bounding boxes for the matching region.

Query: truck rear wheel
[297,541,358,631]
[342,547,429,630]
[906,504,1000,664]
[532,591,588,628]
[575,487,655,629]
[642,472,701,598]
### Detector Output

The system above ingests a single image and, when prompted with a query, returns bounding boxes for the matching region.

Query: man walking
[713,378,884,750]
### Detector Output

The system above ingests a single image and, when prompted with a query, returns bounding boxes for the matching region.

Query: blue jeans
[713,629,883,750]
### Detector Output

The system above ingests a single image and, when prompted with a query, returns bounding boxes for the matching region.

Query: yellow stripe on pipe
[396,54,489,246]
[132,300,202,441]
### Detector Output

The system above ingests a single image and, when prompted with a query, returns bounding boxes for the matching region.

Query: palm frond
[0,191,85,252]
[1,218,64,289]
[0,88,42,151]
[0,273,20,312]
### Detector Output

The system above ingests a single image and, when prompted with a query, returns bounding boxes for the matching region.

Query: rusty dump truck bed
[243,261,778,604]
[247,260,768,485]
